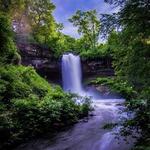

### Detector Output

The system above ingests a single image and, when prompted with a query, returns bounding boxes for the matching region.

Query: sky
[52,0,119,39]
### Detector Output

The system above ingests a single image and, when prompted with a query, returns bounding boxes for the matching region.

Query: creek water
[15,53,134,150]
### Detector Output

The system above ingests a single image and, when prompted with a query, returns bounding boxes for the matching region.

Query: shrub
[0,65,90,149]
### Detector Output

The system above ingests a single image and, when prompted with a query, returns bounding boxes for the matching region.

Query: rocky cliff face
[17,43,114,83]
[81,58,114,78]
[17,42,61,83]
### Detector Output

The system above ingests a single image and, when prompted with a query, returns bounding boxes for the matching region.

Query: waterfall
[62,53,83,94]
[15,54,132,150]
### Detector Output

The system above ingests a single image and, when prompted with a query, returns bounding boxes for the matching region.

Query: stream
[15,53,134,150]
[15,99,134,150]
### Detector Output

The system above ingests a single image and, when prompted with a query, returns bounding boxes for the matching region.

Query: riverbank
[14,99,134,150]
[0,65,90,150]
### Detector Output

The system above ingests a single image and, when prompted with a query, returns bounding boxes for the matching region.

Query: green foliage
[107,31,150,88]
[69,10,101,51]
[47,33,77,58]
[0,12,20,65]
[0,0,56,33]
[80,43,111,59]
[125,88,150,150]
[102,0,150,88]
[0,65,51,101]
[0,65,90,149]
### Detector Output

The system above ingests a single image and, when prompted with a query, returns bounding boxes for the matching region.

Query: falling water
[62,53,83,94]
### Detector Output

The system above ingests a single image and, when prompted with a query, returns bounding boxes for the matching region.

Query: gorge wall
[17,42,114,83]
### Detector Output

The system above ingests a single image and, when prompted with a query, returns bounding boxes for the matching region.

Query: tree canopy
[69,10,101,51]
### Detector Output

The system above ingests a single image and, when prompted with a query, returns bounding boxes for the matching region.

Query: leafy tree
[102,0,150,88]
[69,10,101,51]
[0,12,20,65]
[0,0,57,42]
[47,33,77,57]
[28,0,57,44]
[0,0,55,31]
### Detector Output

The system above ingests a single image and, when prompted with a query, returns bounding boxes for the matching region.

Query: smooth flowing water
[62,53,83,94]
[15,53,134,150]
